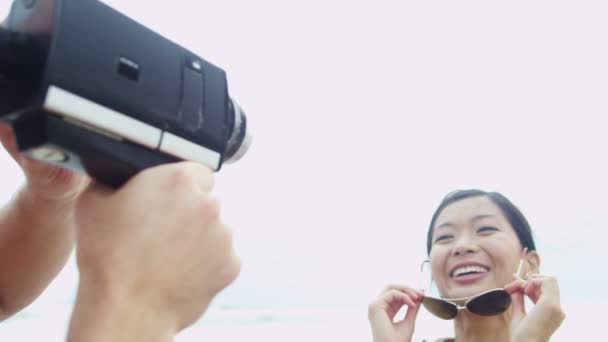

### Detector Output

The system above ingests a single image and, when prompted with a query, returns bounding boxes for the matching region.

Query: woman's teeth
[452,265,489,277]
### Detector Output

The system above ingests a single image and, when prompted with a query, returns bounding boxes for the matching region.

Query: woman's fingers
[523,278,543,303]
[369,286,422,322]
[384,289,418,308]
[383,290,421,326]
[511,275,565,341]
[523,275,561,306]
[504,276,526,294]
[369,285,421,342]
[381,284,424,299]
[403,297,421,322]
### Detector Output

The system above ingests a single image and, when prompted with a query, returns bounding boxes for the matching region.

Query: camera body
[0,0,250,187]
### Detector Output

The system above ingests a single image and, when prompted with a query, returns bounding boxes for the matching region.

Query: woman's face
[429,196,523,299]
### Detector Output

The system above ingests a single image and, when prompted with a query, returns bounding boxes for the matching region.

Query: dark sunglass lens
[422,297,458,320]
[467,290,512,316]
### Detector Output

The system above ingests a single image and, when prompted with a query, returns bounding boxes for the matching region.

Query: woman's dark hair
[426,189,536,255]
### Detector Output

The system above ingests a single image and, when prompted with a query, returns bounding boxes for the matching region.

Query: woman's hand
[505,274,565,342]
[368,284,424,342]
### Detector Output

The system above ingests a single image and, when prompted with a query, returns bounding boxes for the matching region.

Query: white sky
[1,0,607,340]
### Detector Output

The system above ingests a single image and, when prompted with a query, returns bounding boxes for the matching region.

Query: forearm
[68,276,176,342]
[0,185,75,318]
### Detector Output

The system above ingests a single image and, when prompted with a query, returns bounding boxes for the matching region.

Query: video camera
[0,0,251,187]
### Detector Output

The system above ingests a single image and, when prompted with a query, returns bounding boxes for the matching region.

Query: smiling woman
[367,190,566,342]
[427,190,535,301]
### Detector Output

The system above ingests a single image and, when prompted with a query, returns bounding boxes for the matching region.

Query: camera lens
[224,98,252,164]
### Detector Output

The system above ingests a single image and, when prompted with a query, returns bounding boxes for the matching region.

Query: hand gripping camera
[0,0,252,187]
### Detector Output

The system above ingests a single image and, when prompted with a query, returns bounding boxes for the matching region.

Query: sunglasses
[420,248,527,320]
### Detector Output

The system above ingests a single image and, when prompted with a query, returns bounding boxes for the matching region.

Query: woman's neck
[453,309,512,342]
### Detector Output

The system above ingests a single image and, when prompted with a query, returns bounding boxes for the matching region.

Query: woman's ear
[525,250,541,277]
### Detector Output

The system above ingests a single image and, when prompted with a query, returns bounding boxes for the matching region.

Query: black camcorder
[0,0,252,187]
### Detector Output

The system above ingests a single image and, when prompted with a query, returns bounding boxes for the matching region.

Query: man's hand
[0,124,87,319]
[0,124,88,202]
[68,162,240,342]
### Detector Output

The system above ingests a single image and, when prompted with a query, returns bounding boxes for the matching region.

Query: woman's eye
[478,226,498,233]
[434,234,453,243]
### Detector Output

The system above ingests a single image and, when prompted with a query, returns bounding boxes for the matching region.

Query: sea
[0,301,456,341]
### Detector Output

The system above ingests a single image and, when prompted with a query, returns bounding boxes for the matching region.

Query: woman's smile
[449,262,491,287]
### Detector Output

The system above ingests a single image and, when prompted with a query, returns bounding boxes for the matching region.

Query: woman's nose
[451,235,479,256]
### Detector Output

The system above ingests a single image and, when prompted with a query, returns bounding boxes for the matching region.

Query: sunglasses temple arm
[419,260,430,292]
[417,276,425,293]
[515,247,528,278]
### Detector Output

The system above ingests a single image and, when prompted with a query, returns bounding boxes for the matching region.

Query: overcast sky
[1,1,607,340]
